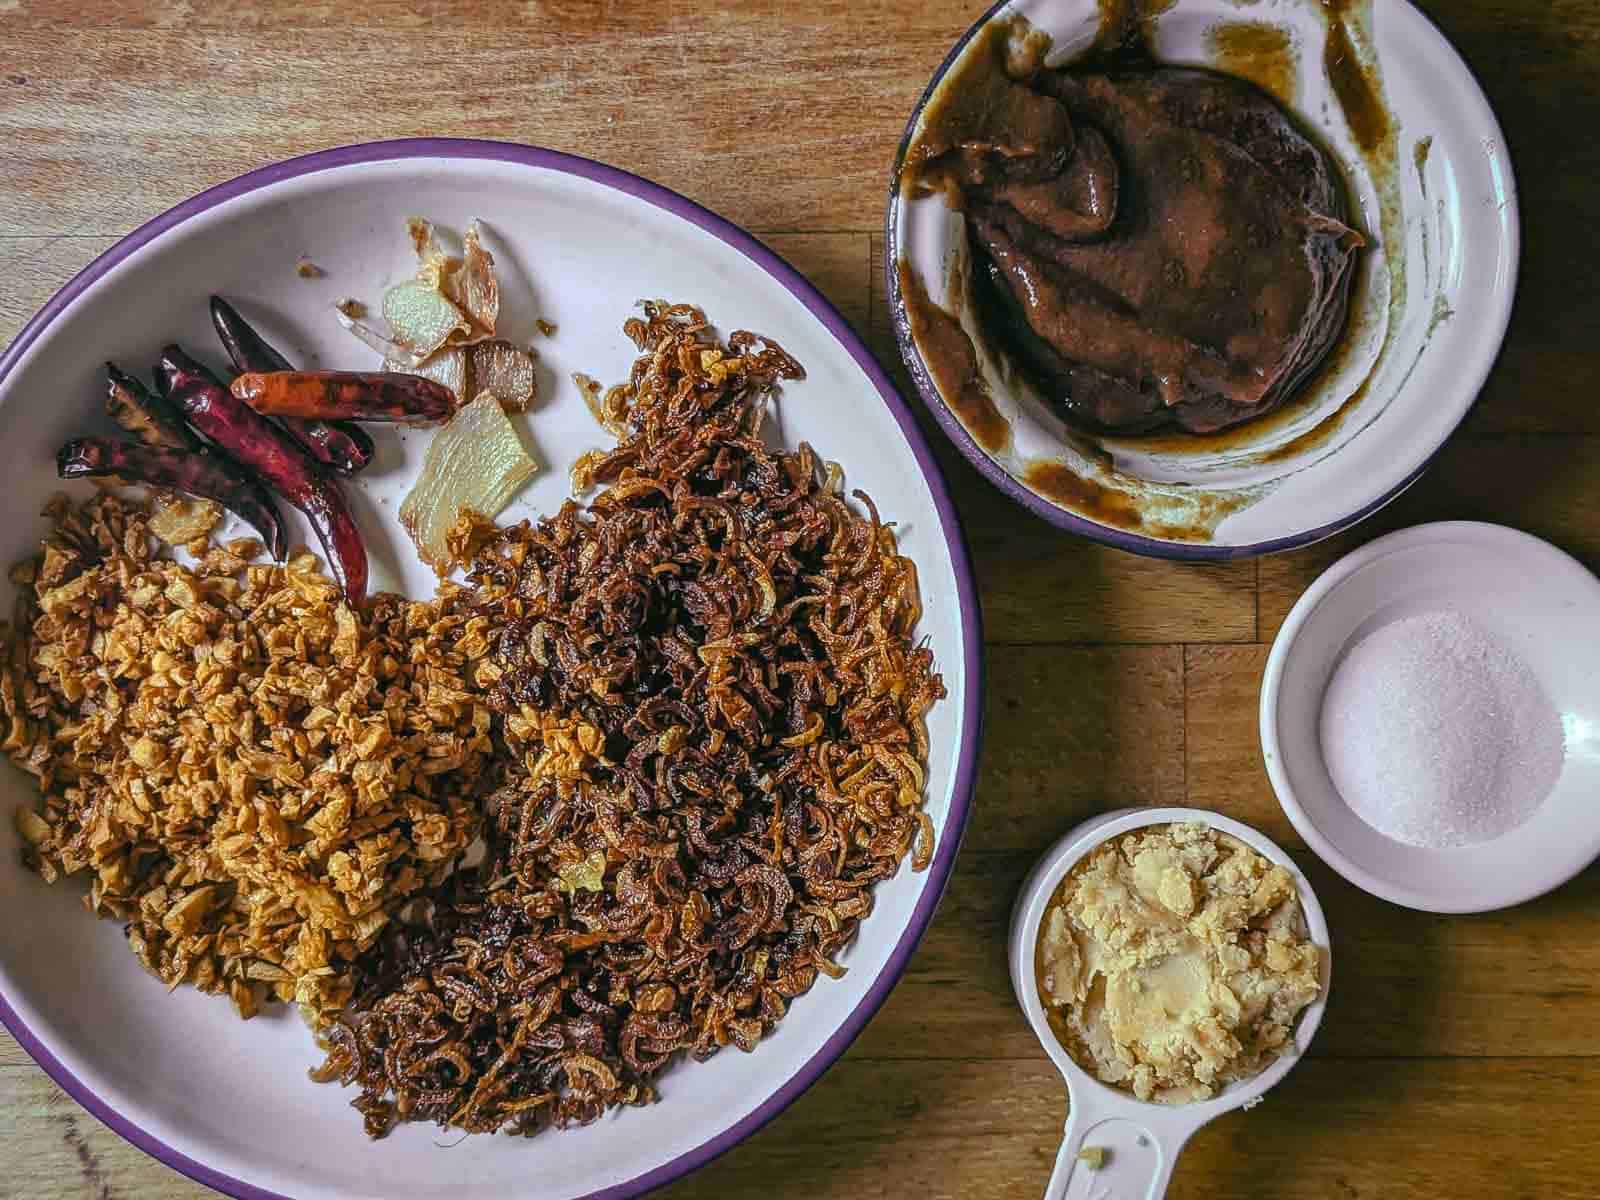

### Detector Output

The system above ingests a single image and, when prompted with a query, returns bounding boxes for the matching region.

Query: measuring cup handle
[1043,1095,1187,1200]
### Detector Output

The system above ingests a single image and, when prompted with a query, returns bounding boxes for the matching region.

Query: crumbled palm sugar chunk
[1037,823,1321,1103]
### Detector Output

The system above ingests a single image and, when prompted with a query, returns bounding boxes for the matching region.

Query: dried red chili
[316,301,945,1139]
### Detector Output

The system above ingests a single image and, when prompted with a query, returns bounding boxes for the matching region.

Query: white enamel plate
[0,141,983,1200]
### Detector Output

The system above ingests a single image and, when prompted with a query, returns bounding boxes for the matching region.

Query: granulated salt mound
[1318,610,1565,849]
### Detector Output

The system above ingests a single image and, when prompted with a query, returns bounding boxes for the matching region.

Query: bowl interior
[1263,524,1600,912]
[0,148,978,1200]
[889,0,1517,554]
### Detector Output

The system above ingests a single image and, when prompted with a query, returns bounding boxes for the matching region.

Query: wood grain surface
[3,1,1599,1197]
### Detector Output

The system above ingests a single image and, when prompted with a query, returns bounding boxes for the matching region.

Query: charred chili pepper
[209,296,376,475]
[156,345,368,605]
[58,438,288,559]
[231,370,456,425]
[104,362,203,452]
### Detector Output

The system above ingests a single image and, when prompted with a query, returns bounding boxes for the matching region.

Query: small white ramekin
[1261,521,1600,913]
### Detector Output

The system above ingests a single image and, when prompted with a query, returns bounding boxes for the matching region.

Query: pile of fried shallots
[314,302,946,1138]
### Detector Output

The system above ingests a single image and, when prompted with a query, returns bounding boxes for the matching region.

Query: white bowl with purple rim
[0,140,984,1200]
[886,0,1519,558]
[1261,522,1600,913]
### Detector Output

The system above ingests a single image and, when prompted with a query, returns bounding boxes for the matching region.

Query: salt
[1318,610,1564,848]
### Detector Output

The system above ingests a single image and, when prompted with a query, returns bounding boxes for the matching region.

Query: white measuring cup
[1008,807,1332,1199]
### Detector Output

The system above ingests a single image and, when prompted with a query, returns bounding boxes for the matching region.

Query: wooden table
[2,1,1597,1196]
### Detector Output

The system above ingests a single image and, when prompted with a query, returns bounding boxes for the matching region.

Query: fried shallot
[315,301,944,1139]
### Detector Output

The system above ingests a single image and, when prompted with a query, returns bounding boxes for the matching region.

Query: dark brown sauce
[1413,135,1433,193]
[1207,22,1297,104]
[1023,459,1148,531]
[1323,14,1389,157]
[1255,371,1369,463]
[1413,135,1432,173]
[1094,0,1176,55]
[1094,0,1136,53]
[902,16,1052,203]
[1114,378,1318,456]
[1315,0,1404,474]
[1315,0,1396,180]
[1022,459,1246,540]
[896,257,1012,454]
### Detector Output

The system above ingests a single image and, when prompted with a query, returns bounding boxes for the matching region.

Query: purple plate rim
[0,138,985,1200]
[883,0,1521,561]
